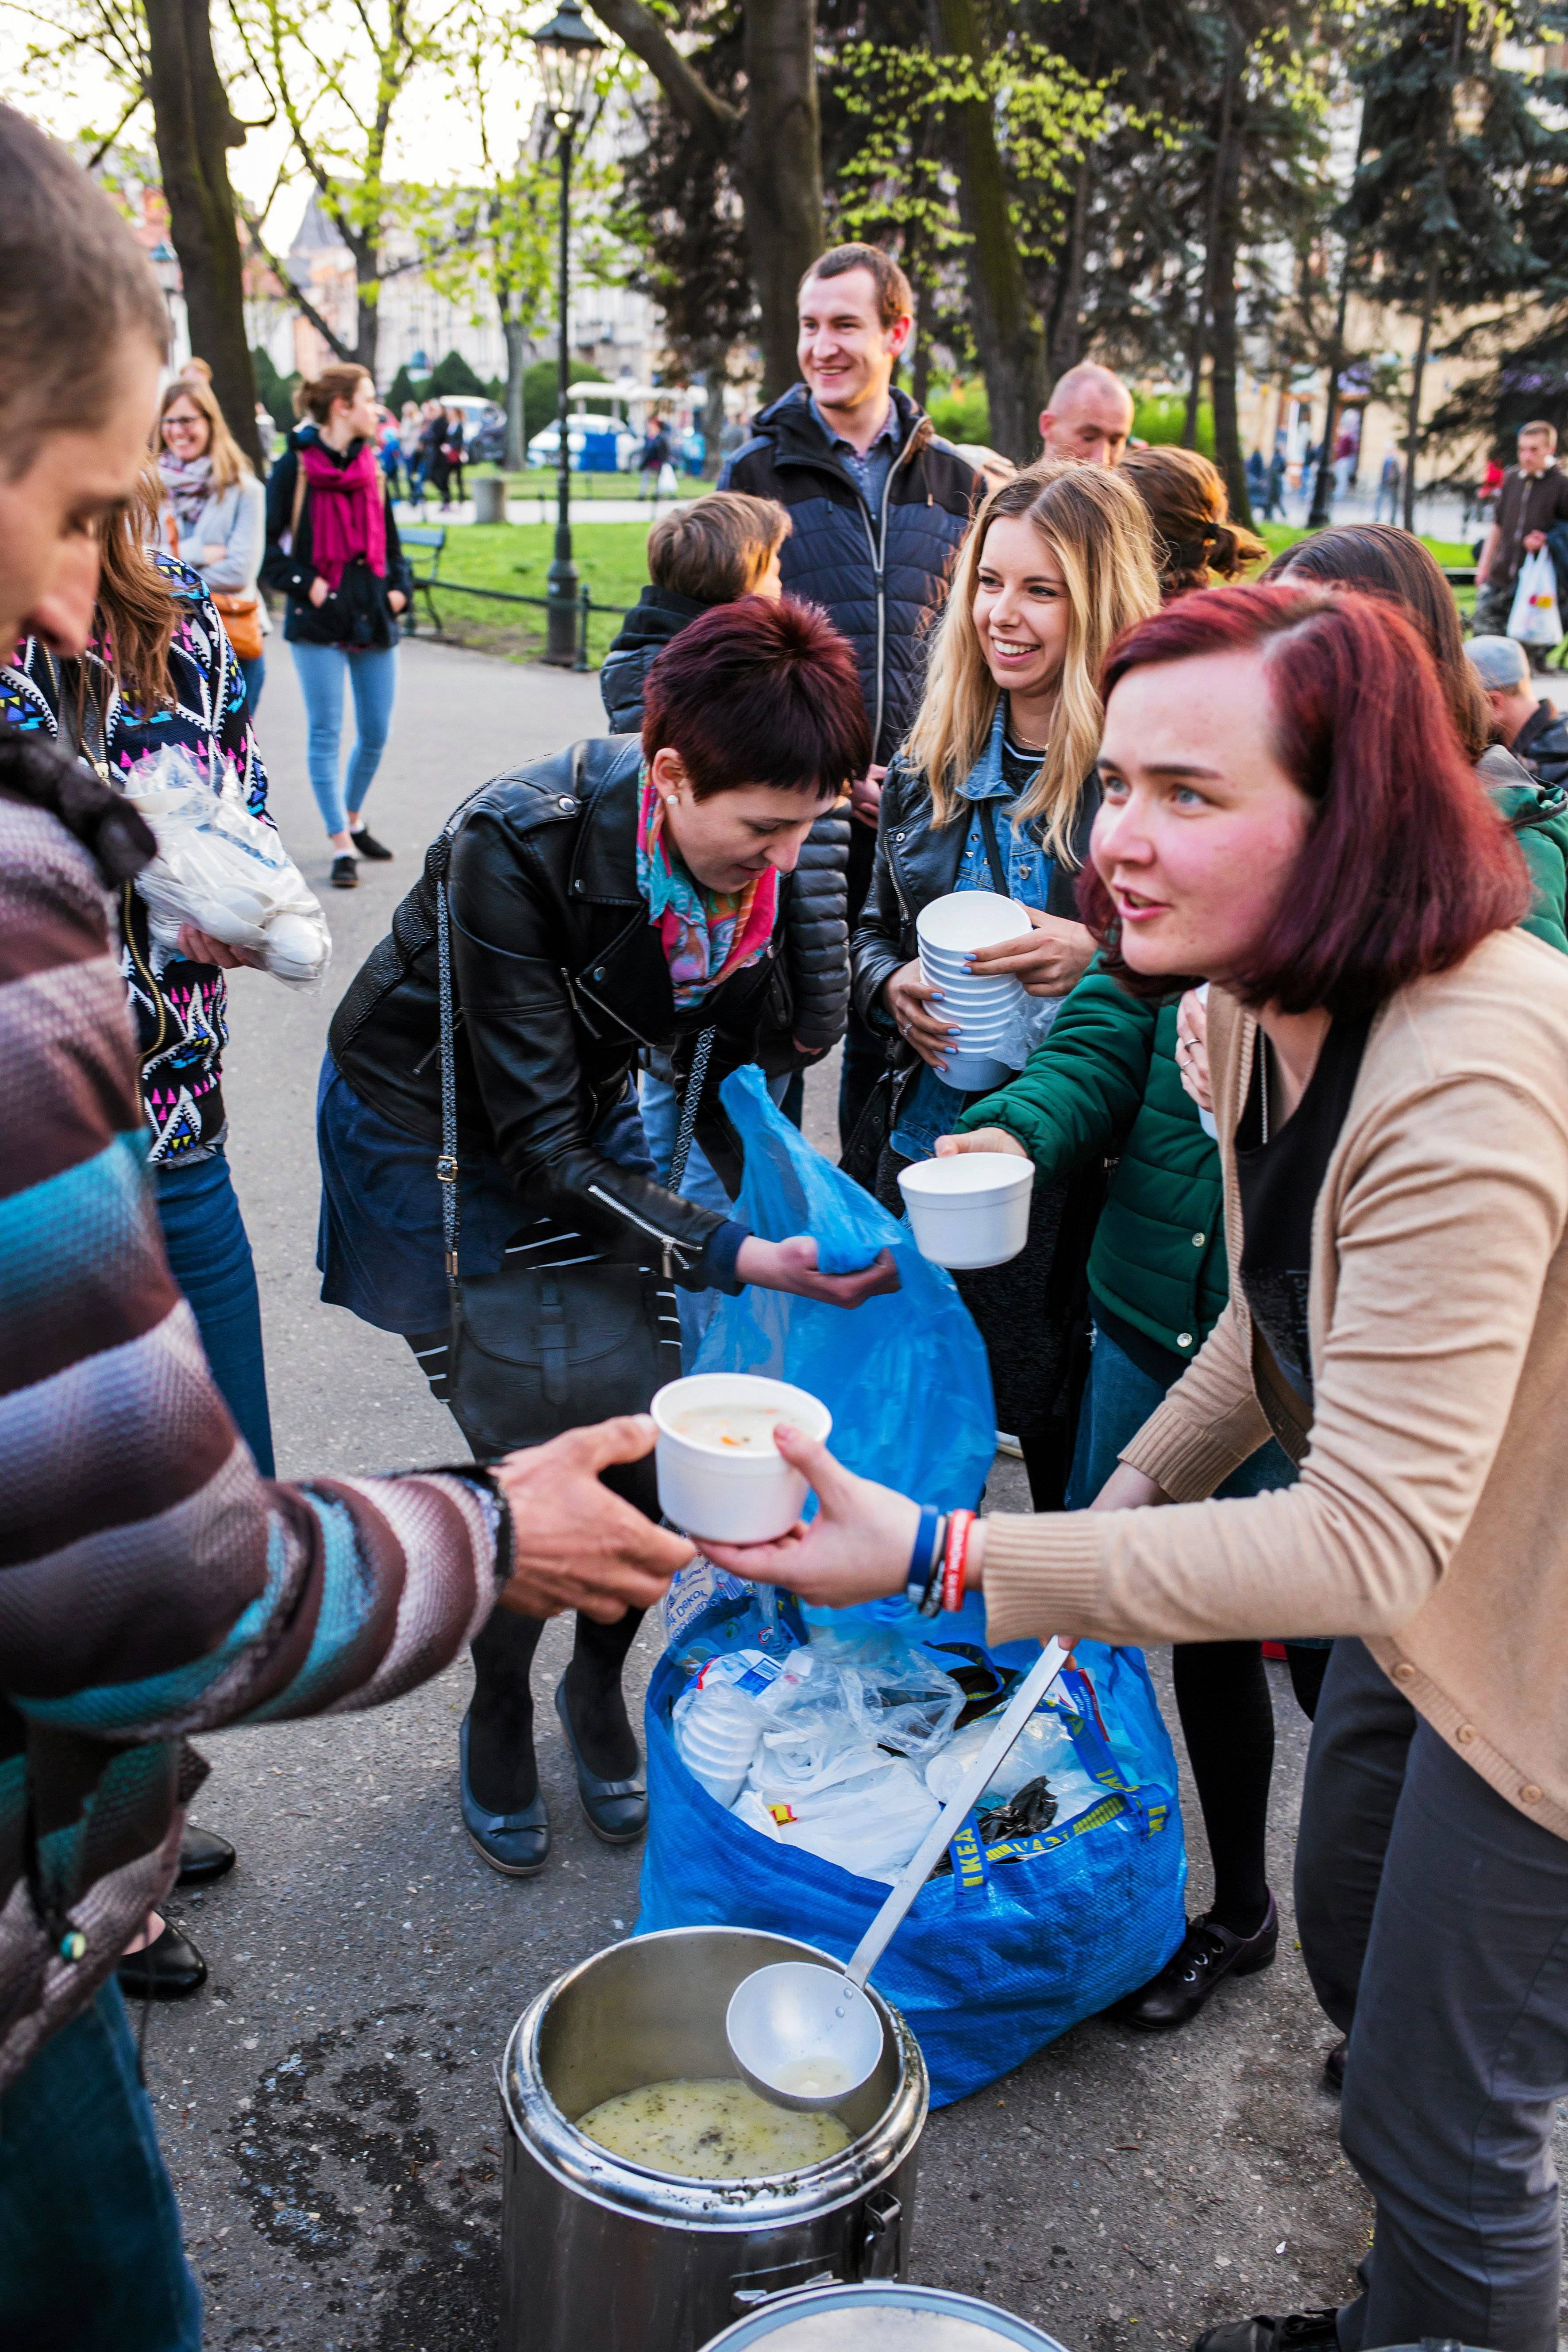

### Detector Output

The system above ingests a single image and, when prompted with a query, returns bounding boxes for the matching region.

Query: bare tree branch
[589,0,739,154]
[85,86,148,169]
[239,203,355,358]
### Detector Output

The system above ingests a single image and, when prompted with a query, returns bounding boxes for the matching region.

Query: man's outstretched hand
[493,1416,695,1623]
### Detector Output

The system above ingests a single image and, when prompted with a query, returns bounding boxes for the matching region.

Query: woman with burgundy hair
[260,362,411,887]
[707,585,1568,2352]
[318,595,892,1878]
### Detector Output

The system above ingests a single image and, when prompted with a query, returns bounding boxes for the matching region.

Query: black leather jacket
[851,751,1101,1040]
[330,738,830,1282]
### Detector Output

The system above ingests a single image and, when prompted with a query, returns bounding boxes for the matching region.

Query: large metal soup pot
[499,1926,928,2352]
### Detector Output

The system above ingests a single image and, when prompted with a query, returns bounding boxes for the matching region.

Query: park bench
[400,523,447,637]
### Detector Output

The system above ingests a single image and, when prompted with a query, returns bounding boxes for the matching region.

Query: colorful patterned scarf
[158,451,213,535]
[636,766,780,1008]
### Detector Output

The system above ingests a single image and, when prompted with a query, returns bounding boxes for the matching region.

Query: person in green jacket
[954,960,1329,2035]
[1265,525,1568,955]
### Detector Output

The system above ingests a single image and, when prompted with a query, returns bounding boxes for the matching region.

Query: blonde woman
[850,458,1161,1502]
[154,372,268,708]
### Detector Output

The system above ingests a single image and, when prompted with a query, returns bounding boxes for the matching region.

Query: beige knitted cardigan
[982,924,1568,1840]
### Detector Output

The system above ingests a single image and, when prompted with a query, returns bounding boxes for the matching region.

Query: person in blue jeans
[261,362,411,889]
[950,958,1330,2033]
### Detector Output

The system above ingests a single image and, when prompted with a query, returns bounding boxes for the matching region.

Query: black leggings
[1171,1639,1331,1937]
[408,1330,644,1813]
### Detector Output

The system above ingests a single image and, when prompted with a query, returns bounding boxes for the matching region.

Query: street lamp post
[532,0,605,667]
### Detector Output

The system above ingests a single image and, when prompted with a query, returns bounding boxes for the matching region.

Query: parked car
[468,406,507,466]
[527,411,639,473]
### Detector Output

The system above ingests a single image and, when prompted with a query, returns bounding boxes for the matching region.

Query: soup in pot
[575,2076,849,2178]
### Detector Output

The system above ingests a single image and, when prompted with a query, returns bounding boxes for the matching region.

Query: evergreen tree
[1340,0,1568,523]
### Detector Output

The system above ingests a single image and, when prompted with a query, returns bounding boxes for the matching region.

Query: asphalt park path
[163,635,1399,2351]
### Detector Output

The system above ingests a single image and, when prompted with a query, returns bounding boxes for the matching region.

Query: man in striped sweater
[0,108,690,2347]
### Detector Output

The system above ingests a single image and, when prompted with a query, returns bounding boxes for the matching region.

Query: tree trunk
[1184,15,1238,451]
[354,268,381,384]
[737,0,824,400]
[1208,72,1252,526]
[1402,252,1439,532]
[931,0,1046,462]
[1045,153,1090,381]
[502,309,529,470]
[142,0,262,470]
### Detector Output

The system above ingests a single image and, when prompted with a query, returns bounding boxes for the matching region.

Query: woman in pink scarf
[260,363,412,888]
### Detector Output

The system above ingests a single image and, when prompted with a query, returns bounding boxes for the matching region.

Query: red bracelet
[942,1509,975,1612]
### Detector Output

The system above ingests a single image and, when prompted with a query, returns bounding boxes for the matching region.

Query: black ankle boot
[1110,1895,1278,2031]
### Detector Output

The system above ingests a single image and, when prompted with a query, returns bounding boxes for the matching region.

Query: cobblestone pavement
[156,639,1401,2351]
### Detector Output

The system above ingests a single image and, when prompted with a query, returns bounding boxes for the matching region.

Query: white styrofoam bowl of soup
[897,1151,1034,1270]
[650,1372,833,1544]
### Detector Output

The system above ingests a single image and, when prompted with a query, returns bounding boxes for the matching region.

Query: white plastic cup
[651,1372,832,1544]
[898,1152,1034,1269]
[916,890,1033,956]
[938,1049,1016,1092]
[673,1682,763,1806]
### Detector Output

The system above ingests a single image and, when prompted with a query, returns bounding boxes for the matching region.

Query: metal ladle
[726,1639,1069,2111]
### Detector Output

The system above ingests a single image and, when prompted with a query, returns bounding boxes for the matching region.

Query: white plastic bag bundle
[1507,547,1563,647]
[735,1757,940,1885]
[121,745,331,988]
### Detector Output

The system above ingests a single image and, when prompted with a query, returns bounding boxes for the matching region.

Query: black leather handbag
[431,837,703,1463]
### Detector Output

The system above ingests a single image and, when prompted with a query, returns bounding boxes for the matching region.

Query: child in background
[600,491,790,734]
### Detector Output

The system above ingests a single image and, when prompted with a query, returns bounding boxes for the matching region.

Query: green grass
[409,519,658,666]
[409,515,1485,670]
[1256,523,1475,566]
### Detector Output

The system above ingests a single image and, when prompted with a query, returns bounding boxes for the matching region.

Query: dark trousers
[155,1151,275,1475]
[1295,1638,1568,2352]
[0,1982,201,2349]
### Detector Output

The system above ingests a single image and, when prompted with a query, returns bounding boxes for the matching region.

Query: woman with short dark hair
[708,583,1568,2352]
[319,595,890,1876]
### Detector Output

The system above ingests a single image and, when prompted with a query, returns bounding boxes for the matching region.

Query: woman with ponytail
[260,363,411,887]
[1120,443,1267,602]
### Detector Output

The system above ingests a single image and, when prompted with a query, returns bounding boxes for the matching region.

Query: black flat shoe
[117,1922,207,2001]
[1324,2038,1347,2092]
[331,854,358,889]
[349,827,394,860]
[554,1677,647,1844]
[177,1824,236,1886]
[1110,1896,1278,2031]
[1188,2310,1340,2352]
[459,1712,550,1877]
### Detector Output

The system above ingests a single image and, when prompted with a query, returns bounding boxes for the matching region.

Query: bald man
[1038,363,1135,467]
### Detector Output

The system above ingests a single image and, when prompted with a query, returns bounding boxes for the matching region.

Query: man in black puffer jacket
[720,243,982,1147]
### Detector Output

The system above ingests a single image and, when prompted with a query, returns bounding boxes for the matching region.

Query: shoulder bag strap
[289,458,308,550]
[976,797,1013,898]
[666,1024,717,1194]
[432,843,463,1295]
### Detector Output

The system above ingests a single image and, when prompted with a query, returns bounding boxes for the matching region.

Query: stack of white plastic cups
[914,891,1034,1091]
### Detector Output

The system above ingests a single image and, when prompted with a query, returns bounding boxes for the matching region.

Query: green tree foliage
[253,342,300,431]
[1377,3,1568,477]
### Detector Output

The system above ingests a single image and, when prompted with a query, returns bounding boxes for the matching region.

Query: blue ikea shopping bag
[638,1074,1188,2104]
[690,1066,995,1511]
[637,1599,1187,2106]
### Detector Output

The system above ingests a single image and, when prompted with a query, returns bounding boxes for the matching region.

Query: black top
[260,426,414,648]
[1234,1012,1373,1405]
